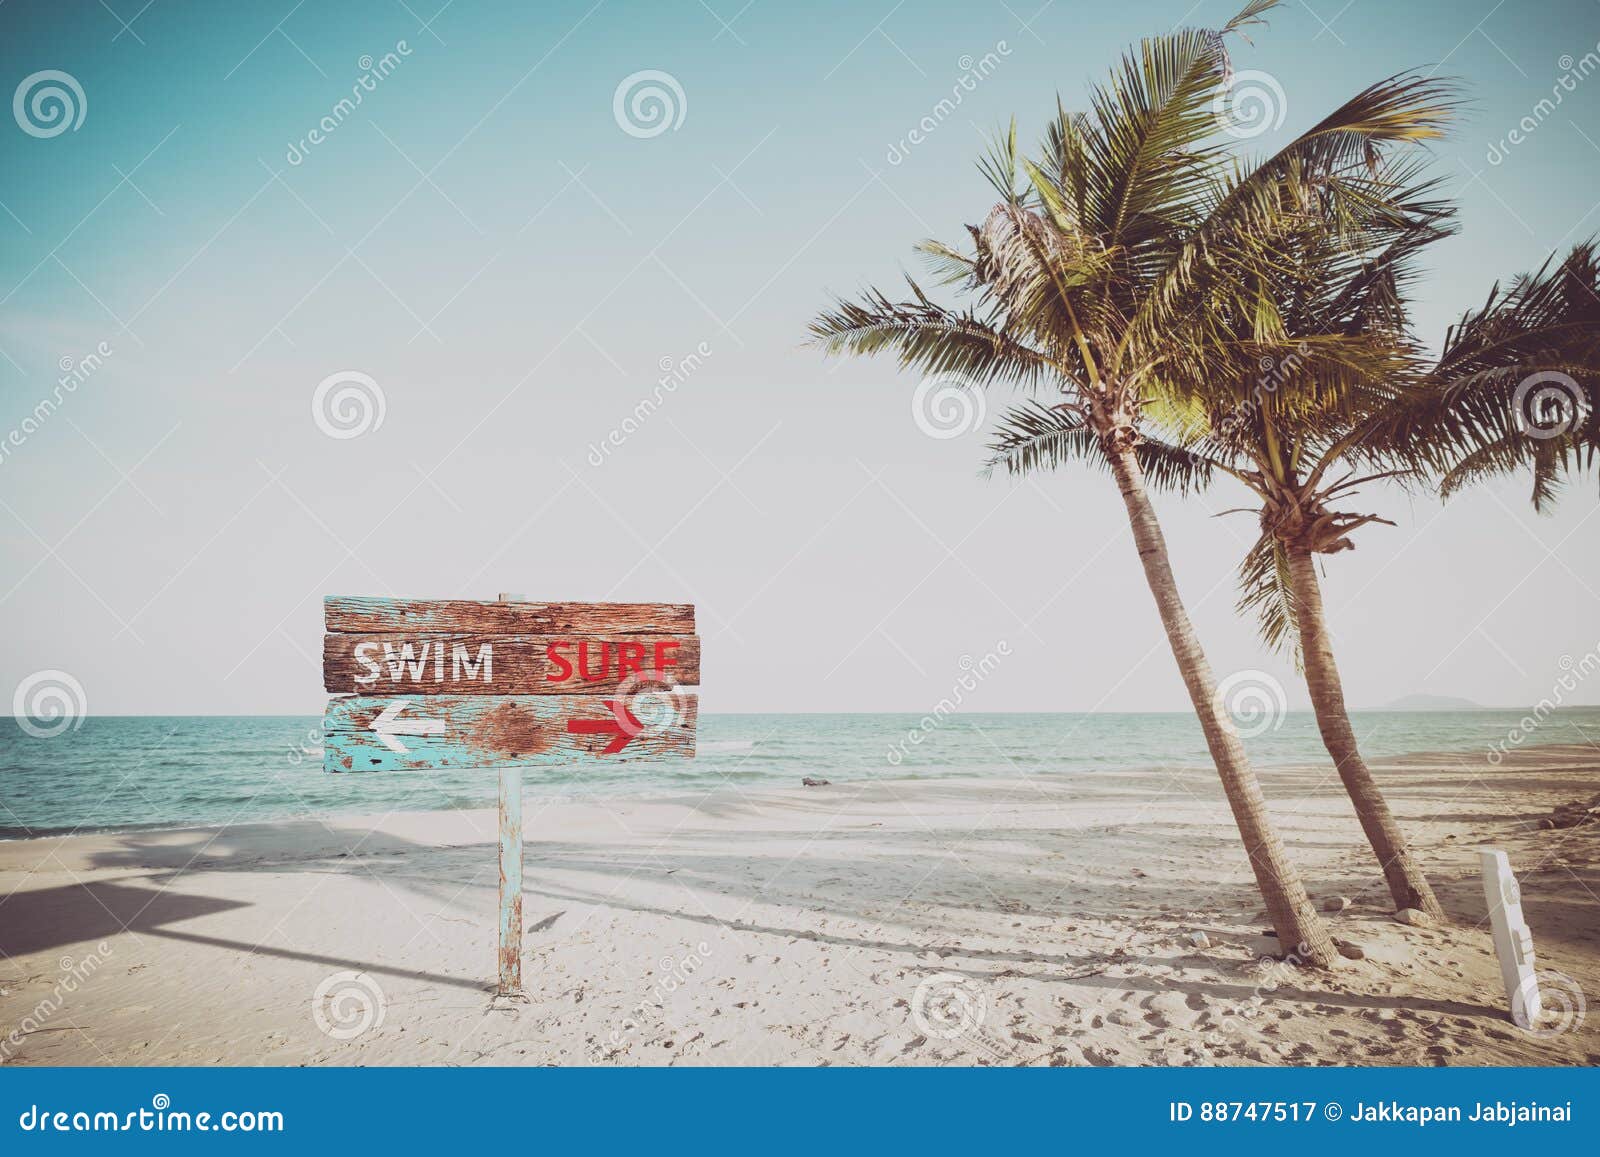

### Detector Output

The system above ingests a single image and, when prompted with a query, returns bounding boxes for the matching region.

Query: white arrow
[370,699,445,754]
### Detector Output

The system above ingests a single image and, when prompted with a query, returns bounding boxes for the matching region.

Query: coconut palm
[808,0,1458,965]
[1240,238,1596,916]
[1154,170,1459,921]
[991,139,1600,921]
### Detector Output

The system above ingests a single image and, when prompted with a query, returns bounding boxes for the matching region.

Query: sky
[0,0,1597,716]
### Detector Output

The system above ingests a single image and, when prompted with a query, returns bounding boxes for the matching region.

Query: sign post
[320,594,699,1002]
[497,763,524,1000]
[495,594,526,1004]
[1478,847,1540,1027]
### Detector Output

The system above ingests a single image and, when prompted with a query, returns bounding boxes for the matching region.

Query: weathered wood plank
[322,694,698,772]
[322,634,700,694]
[325,596,694,635]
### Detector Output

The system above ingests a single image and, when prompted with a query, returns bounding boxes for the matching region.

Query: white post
[1478,847,1540,1027]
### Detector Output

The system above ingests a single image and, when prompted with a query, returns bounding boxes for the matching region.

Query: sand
[1,743,1596,1067]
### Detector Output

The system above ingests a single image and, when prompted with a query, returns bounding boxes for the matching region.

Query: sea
[1,709,1596,840]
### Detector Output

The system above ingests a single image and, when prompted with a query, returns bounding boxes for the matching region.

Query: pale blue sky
[1,0,1597,714]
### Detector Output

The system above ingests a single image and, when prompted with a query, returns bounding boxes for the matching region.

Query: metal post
[494,592,527,1003]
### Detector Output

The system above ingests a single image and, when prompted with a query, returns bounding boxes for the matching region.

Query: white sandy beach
[1,744,1596,1067]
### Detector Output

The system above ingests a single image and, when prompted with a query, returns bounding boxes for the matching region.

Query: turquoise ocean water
[1,709,1596,839]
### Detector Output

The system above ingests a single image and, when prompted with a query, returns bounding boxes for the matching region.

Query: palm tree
[1244,239,1596,917]
[809,0,1456,965]
[992,138,1598,921]
[1162,171,1458,921]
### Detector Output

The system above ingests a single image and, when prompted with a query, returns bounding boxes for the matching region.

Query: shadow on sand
[5,796,1594,1022]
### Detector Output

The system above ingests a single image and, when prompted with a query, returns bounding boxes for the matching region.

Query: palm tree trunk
[1108,448,1338,967]
[1284,545,1445,919]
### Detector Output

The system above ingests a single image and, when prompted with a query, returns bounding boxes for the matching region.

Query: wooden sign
[319,594,700,1003]
[324,596,694,635]
[324,694,698,771]
[322,634,701,695]
[321,596,699,775]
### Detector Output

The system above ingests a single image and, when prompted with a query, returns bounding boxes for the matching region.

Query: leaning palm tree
[994,139,1599,921]
[1235,237,1597,916]
[1159,170,1459,921]
[809,0,1456,965]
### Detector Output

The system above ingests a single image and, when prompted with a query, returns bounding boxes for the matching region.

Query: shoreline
[2,742,1595,1066]
[1,737,1586,846]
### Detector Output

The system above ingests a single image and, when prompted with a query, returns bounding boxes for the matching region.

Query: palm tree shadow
[21,803,1587,1018]
[0,877,491,993]
[76,818,497,912]
[0,880,247,957]
[523,872,1503,1020]
[146,927,489,992]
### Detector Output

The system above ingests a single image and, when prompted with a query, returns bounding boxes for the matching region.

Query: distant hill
[1380,693,1486,712]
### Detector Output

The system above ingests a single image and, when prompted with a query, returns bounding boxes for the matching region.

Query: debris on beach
[801,777,831,787]
[1539,793,1600,830]
[1393,907,1434,927]
[1334,939,1365,960]
[1185,931,1211,949]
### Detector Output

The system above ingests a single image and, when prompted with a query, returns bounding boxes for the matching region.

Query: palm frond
[1352,240,1600,510]
[977,118,1023,205]
[1236,531,1299,655]
[986,399,1219,493]
[808,280,1060,391]
[1125,72,1461,366]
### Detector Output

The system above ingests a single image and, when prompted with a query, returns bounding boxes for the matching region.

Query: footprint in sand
[1139,990,1203,1033]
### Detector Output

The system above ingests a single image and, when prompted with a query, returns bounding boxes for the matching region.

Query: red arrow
[566,700,642,754]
